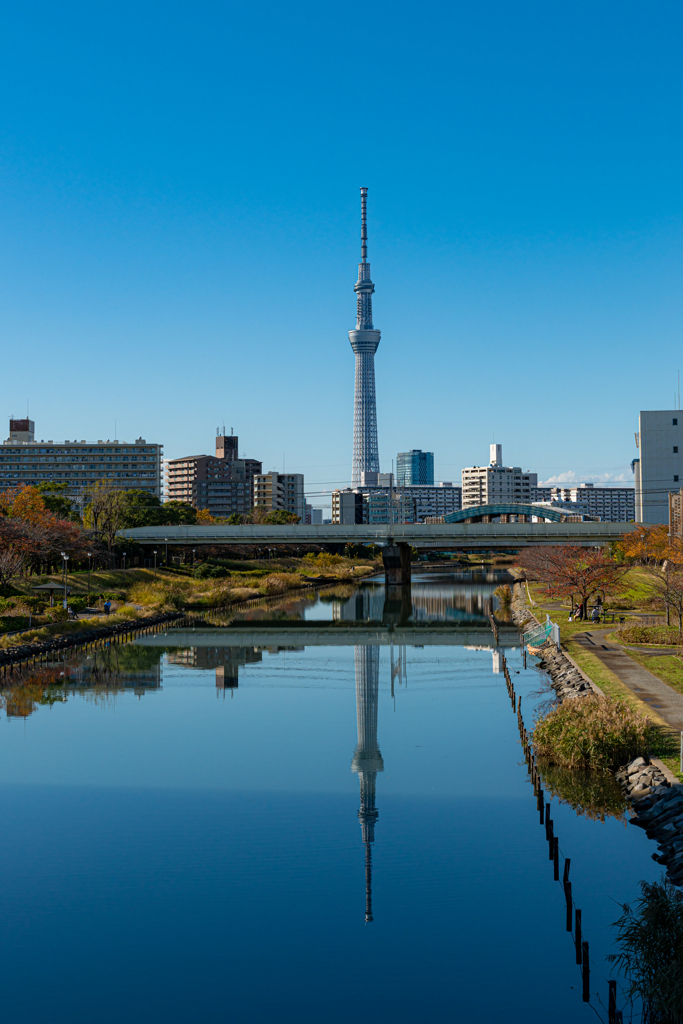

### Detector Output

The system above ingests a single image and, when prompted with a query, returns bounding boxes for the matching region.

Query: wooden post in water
[582,942,590,1002]
[575,909,582,964]
[608,979,617,1022]
[565,881,572,931]
[563,858,571,884]
[553,838,559,880]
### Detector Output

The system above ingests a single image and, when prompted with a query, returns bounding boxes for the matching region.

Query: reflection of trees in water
[539,762,629,822]
[0,645,164,718]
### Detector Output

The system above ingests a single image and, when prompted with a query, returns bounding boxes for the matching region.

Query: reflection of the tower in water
[351,645,383,923]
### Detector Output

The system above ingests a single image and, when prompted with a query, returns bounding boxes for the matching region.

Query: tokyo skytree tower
[349,187,381,486]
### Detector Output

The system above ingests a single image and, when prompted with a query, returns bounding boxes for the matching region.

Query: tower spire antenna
[349,187,381,486]
[360,186,368,262]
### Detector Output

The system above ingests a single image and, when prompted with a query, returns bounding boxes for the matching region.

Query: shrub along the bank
[533,695,651,771]
[617,624,683,646]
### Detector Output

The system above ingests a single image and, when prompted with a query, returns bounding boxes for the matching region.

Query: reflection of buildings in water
[351,645,383,923]
[333,588,385,622]
[167,646,263,691]
[390,644,407,694]
[410,584,495,622]
[465,645,515,675]
[330,582,500,624]
[165,645,304,692]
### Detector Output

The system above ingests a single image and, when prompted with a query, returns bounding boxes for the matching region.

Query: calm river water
[0,574,660,1023]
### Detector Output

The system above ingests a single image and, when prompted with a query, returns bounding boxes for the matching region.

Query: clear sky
[2,1,682,510]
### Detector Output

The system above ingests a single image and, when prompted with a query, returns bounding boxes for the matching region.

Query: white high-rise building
[461,444,537,508]
[634,410,683,523]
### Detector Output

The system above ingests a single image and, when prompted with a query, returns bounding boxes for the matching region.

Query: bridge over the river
[119,520,632,551]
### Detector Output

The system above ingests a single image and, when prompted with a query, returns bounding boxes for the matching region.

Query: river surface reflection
[0,577,660,1022]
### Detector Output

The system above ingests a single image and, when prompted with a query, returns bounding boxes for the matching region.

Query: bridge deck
[118,521,634,549]
[135,625,522,648]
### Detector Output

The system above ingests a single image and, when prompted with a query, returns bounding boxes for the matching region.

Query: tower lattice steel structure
[349,187,381,486]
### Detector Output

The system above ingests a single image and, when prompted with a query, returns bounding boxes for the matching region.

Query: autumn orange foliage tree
[516,545,631,618]
[619,523,683,629]
[0,486,95,586]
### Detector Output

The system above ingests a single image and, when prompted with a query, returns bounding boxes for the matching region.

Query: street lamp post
[122,551,127,578]
[192,548,196,573]
[87,552,92,596]
[153,550,158,578]
[61,552,69,610]
[165,537,168,567]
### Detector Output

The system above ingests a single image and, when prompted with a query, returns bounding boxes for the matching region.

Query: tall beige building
[461,444,537,508]
[253,472,305,521]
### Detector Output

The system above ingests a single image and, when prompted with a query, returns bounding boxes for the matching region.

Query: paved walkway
[573,628,683,731]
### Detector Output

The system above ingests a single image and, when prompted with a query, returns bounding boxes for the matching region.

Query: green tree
[36,482,81,521]
[162,500,197,525]
[118,491,197,528]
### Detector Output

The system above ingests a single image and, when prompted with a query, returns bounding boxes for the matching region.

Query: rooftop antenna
[678,370,680,410]
[231,426,233,436]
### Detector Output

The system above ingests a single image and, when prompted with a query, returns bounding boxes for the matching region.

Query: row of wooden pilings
[501,649,622,1022]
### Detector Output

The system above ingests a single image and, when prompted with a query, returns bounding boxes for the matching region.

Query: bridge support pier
[382,543,411,586]
[382,584,413,626]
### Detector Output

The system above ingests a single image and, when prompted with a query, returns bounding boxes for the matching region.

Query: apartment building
[253,472,305,521]
[531,483,634,522]
[461,444,537,508]
[166,432,262,515]
[0,418,162,498]
[364,490,416,524]
[634,410,683,523]
[332,482,461,524]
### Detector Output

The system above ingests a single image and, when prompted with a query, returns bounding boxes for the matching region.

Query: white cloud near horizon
[539,470,633,486]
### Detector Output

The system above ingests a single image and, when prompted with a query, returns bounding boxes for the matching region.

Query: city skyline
[1,2,679,511]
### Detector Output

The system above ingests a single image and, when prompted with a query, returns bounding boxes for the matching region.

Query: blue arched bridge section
[444,503,582,524]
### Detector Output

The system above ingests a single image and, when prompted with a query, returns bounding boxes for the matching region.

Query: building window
[676,476,680,483]
[676,447,679,453]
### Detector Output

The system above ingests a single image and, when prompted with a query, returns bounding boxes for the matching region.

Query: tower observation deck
[349,187,381,487]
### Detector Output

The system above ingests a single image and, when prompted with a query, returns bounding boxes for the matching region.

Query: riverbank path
[573,628,683,732]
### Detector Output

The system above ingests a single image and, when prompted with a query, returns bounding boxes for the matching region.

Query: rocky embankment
[625,768,683,883]
[535,648,596,699]
[511,581,683,884]
[0,611,184,667]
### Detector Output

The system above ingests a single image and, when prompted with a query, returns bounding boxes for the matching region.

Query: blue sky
[1,1,682,509]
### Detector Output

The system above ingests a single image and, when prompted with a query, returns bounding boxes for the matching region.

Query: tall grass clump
[609,879,683,1023]
[532,695,651,771]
